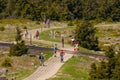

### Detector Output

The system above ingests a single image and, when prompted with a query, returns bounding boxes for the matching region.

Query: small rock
[0,68,8,75]
[103,44,111,46]
[34,66,37,68]
[31,62,35,66]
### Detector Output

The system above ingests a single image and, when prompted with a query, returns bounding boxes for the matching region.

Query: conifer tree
[89,47,120,80]
[15,27,22,43]
[9,27,28,56]
[74,20,99,50]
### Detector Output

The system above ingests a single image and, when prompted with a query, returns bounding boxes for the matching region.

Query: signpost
[30,34,32,45]
[73,41,80,56]
[50,30,55,39]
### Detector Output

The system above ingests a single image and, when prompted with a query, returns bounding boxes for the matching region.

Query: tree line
[0,0,119,21]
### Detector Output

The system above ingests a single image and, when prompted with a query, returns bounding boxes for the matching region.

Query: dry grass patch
[0,50,53,80]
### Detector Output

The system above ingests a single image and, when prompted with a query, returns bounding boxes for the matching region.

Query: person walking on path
[73,46,80,57]
[71,37,75,46]
[39,52,44,66]
[43,14,47,28]
[35,30,39,39]
[61,36,64,48]
[24,30,28,39]
[47,19,50,28]
[59,50,65,62]
[53,44,58,57]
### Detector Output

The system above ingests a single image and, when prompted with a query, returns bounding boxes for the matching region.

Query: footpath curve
[0,22,106,80]
[23,23,74,80]
[23,22,107,80]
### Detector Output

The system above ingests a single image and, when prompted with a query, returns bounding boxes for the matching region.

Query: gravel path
[23,23,74,80]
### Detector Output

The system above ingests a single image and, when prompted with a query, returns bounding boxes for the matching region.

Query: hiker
[60,50,65,62]
[39,52,44,66]
[71,37,75,46]
[53,44,58,57]
[43,14,47,28]
[47,19,50,28]
[61,36,64,48]
[74,47,80,56]
[24,30,28,39]
[35,30,39,39]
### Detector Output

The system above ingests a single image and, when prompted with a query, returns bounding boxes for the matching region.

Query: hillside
[0,0,119,21]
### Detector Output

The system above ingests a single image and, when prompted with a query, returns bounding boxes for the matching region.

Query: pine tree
[89,63,98,80]
[89,47,120,80]
[9,27,28,56]
[82,0,98,20]
[74,20,99,50]
[15,27,22,43]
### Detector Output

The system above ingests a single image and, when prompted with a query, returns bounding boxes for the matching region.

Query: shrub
[74,20,99,50]
[23,26,27,29]
[1,57,12,67]
[9,27,29,56]
[36,21,40,25]
[0,26,5,31]
[9,41,29,56]
[68,21,74,26]
[89,47,120,80]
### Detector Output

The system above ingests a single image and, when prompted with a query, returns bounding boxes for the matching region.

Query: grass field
[0,51,53,80]
[40,27,74,43]
[0,19,42,42]
[39,27,103,55]
[48,56,97,80]
[95,22,120,50]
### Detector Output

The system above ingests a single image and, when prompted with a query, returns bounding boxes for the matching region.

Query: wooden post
[54,30,55,39]
[30,34,32,45]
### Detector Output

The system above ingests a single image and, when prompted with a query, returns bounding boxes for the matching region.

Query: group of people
[24,30,40,39]
[39,42,80,66]
[38,36,80,66]
[39,44,65,66]
[53,44,65,62]
[24,30,29,39]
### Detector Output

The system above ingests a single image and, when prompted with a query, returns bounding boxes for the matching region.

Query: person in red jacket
[60,50,65,62]
[73,47,80,57]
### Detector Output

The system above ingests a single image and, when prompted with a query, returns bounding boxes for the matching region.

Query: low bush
[36,21,40,25]
[1,57,12,67]
[9,41,29,56]
[67,21,74,26]
[0,26,5,31]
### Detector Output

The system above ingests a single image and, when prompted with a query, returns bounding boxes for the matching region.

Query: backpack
[54,46,58,50]
[39,55,44,59]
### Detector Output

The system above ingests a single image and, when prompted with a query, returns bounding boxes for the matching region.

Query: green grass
[44,51,53,60]
[25,40,53,48]
[40,27,73,43]
[79,47,100,54]
[48,56,97,80]
[95,23,120,49]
